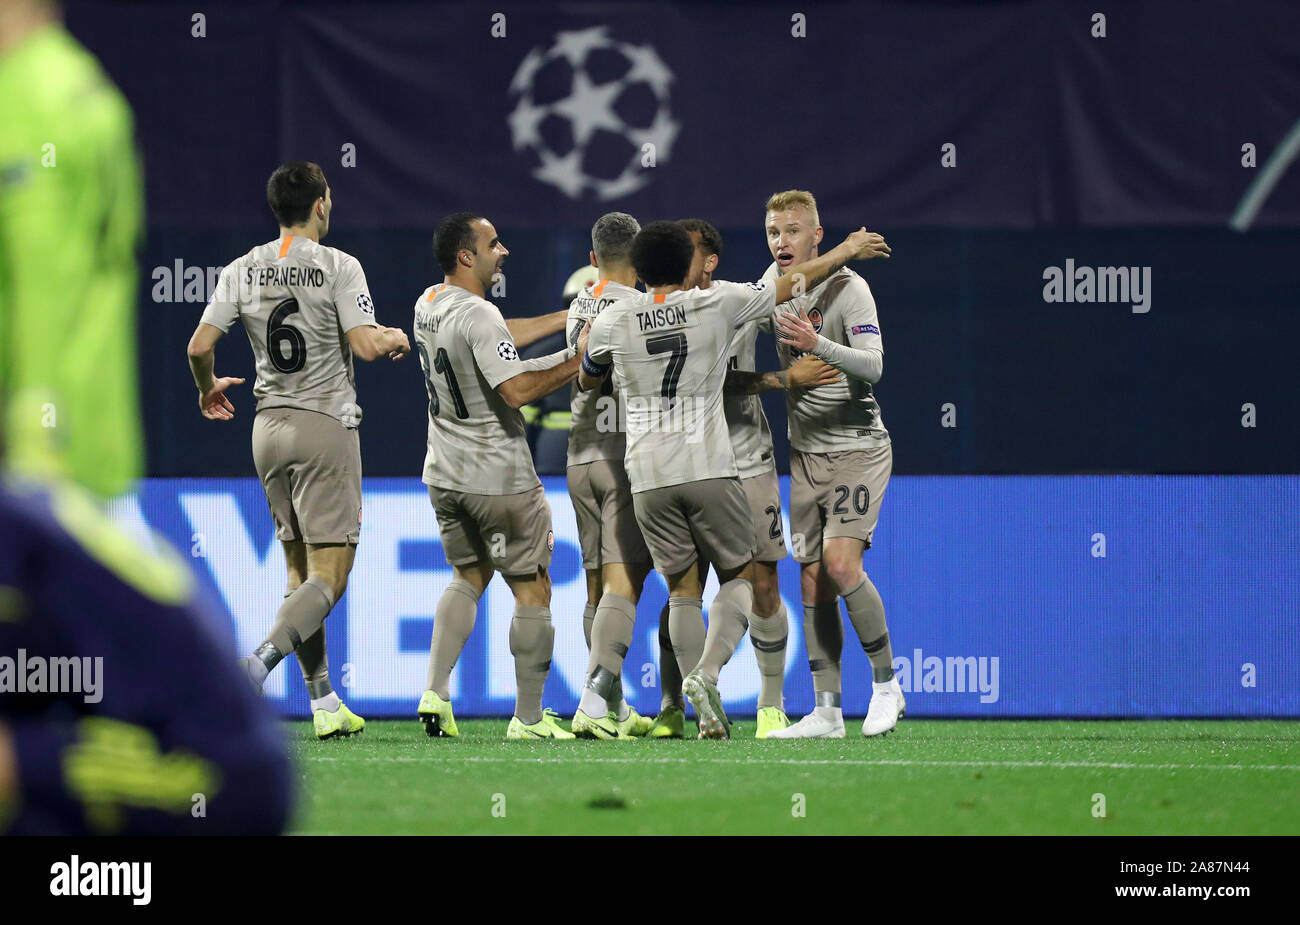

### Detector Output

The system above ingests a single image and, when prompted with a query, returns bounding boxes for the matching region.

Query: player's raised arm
[774,228,890,305]
[346,324,410,362]
[506,309,568,350]
[498,354,581,408]
[332,254,410,361]
[462,301,579,409]
[724,354,842,394]
[186,321,246,421]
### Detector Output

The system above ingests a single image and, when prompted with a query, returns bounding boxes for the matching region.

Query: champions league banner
[68,0,1300,230]
[107,476,1300,719]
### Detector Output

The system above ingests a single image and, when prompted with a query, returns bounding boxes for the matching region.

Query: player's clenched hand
[787,354,842,389]
[775,308,820,355]
[385,326,411,361]
[198,376,245,421]
[845,227,890,260]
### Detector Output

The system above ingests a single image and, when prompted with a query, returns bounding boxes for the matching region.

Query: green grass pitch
[287,718,1300,835]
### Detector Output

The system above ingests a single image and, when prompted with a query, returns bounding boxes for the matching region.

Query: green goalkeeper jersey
[0,22,144,497]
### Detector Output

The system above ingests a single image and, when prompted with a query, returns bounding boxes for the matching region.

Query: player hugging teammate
[761,190,905,739]
[191,165,902,741]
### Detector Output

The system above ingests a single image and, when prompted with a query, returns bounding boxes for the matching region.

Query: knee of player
[750,566,779,609]
[799,561,836,603]
[823,556,865,594]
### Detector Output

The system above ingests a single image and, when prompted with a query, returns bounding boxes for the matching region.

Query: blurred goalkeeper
[0,0,292,833]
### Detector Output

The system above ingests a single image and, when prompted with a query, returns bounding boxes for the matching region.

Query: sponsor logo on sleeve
[851,323,880,335]
[497,341,519,361]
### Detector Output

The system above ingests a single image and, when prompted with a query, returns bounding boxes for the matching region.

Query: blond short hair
[765,190,820,228]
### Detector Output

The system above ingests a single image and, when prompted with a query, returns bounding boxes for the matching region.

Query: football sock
[265,575,334,663]
[697,578,753,685]
[804,599,844,697]
[296,625,333,700]
[582,602,596,650]
[657,603,684,710]
[510,604,554,726]
[667,596,705,688]
[425,578,480,699]
[589,592,635,680]
[581,592,635,720]
[611,675,631,722]
[246,645,274,686]
[843,575,896,683]
[749,599,788,709]
[310,691,341,713]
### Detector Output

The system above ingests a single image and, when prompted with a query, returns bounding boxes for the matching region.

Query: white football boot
[765,709,845,739]
[862,678,906,737]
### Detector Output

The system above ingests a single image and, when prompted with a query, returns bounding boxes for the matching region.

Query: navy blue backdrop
[62,0,1300,477]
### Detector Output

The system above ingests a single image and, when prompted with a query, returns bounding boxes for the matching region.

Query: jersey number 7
[646,333,687,406]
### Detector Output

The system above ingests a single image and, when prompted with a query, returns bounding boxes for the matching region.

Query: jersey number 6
[267,298,306,374]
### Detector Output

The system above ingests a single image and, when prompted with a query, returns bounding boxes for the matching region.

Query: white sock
[813,704,842,722]
[311,692,341,713]
[578,689,607,719]
[872,680,895,695]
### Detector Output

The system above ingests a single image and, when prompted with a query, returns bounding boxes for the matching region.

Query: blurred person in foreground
[0,0,292,834]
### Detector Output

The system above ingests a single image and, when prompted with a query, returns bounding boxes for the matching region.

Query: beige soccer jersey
[722,311,778,479]
[414,283,541,495]
[200,236,377,426]
[761,263,890,453]
[566,278,640,467]
[585,280,778,493]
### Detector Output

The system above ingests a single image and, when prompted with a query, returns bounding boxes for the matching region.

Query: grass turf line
[287,719,1300,835]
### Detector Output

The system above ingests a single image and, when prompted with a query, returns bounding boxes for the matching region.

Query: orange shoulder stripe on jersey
[278,236,293,258]
[653,293,667,303]
[592,280,609,298]
[426,283,447,302]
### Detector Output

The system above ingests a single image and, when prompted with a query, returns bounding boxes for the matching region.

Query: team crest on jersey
[356,292,374,314]
[808,307,823,333]
[497,341,519,361]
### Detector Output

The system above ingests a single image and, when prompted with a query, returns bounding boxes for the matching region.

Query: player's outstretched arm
[186,322,245,420]
[506,309,568,350]
[498,354,581,408]
[724,354,842,394]
[775,228,890,305]
[347,325,410,362]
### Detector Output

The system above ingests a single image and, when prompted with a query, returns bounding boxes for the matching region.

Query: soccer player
[580,221,889,739]
[648,219,841,739]
[0,0,144,498]
[187,161,410,739]
[565,213,657,739]
[415,212,581,741]
[758,190,904,739]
